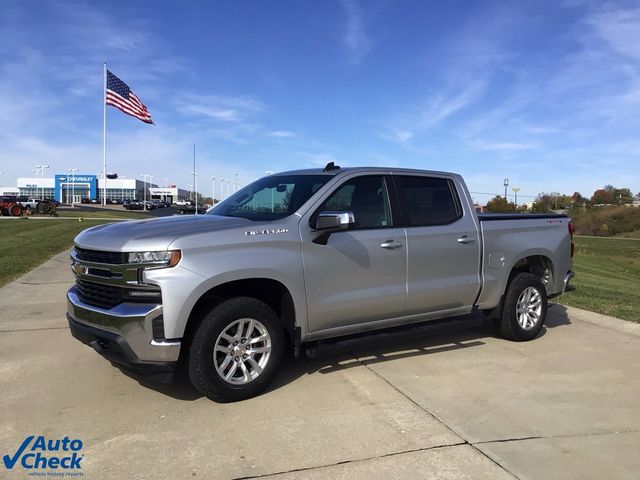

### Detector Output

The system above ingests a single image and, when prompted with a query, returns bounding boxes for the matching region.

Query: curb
[563,305,640,337]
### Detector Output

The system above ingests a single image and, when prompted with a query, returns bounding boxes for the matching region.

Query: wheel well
[182,278,296,346]
[510,255,554,287]
[484,255,554,319]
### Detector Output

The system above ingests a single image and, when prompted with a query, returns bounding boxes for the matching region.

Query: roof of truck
[276,166,458,177]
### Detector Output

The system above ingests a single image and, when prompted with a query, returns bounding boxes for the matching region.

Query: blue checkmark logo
[3,435,34,469]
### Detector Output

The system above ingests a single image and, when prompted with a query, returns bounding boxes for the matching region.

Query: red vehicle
[0,196,23,216]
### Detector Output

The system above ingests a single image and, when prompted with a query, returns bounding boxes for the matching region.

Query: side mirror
[315,211,355,230]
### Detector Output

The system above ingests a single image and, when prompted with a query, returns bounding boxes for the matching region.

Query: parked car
[107,198,121,204]
[177,204,207,214]
[123,200,144,210]
[18,198,40,211]
[174,200,192,206]
[68,164,575,402]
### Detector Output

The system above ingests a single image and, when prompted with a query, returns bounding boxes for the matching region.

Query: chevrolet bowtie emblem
[72,261,88,276]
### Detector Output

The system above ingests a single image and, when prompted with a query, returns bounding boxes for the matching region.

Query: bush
[572,206,640,236]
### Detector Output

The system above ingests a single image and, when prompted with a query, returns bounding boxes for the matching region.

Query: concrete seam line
[351,353,522,480]
[473,428,640,446]
[230,442,468,480]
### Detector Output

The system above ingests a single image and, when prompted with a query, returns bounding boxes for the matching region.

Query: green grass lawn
[0,220,117,287]
[558,235,640,322]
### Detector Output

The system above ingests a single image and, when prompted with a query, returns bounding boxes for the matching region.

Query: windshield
[208,174,331,221]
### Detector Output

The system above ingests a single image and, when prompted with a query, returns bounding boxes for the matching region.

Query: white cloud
[586,6,640,60]
[341,0,372,64]
[175,94,264,122]
[267,130,296,138]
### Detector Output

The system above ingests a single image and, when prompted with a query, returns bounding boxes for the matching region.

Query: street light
[211,176,216,203]
[219,178,225,200]
[265,171,274,212]
[234,173,238,193]
[512,187,520,207]
[140,174,150,204]
[67,168,78,207]
[35,165,50,200]
[162,177,170,203]
[226,179,231,198]
[503,178,509,200]
[120,175,126,202]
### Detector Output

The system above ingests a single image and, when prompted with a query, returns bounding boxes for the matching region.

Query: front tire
[188,297,284,402]
[499,272,547,341]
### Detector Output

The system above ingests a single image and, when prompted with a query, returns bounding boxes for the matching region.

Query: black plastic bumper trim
[67,315,177,375]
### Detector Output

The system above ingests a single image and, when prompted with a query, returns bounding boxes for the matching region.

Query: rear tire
[9,204,22,217]
[499,272,547,341]
[188,297,284,402]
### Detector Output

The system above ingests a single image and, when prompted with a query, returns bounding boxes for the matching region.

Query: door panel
[303,229,406,331]
[394,175,481,315]
[301,175,406,332]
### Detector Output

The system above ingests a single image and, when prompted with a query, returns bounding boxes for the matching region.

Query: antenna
[323,162,340,172]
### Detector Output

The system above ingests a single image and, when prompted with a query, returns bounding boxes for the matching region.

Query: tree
[483,196,516,213]
[571,192,585,203]
[613,188,633,205]
[591,189,613,205]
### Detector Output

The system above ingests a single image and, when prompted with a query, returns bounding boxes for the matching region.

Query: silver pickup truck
[67,165,575,401]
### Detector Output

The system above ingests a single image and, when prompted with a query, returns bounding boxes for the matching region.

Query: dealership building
[2,174,189,203]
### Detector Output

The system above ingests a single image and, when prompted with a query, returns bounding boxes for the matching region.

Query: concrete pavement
[1,250,638,479]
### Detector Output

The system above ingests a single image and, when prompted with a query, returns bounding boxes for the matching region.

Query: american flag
[106,70,153,124]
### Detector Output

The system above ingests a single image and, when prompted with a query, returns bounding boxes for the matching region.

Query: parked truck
[67,165,575,401]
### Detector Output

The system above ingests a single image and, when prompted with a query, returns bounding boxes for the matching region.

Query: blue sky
[1,0,639,203]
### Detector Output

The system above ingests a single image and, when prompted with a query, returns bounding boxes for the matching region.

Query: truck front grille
[76,279,124,309]
[75,247,127,265]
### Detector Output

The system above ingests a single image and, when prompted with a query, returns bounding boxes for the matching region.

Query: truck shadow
[120,305,572,401]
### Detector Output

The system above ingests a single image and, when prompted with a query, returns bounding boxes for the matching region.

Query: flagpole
[102,61,107,206]
[193,143,197,215]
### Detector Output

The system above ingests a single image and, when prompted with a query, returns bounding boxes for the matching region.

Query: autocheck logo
[3,435,84,473]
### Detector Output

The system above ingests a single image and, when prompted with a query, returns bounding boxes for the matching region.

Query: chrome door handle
[457,236,475,244]
[380,240,402,249]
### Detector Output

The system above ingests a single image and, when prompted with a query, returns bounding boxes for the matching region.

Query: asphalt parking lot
[1,251,639,479]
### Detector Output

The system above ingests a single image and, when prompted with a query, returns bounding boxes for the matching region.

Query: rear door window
[395,176,462,226]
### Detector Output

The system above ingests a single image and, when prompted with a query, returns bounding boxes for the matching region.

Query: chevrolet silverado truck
[67,164,575,402]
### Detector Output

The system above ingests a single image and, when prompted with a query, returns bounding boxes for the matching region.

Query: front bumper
[67,287,181,371]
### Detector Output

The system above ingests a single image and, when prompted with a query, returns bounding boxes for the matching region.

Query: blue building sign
[54,174,97,202]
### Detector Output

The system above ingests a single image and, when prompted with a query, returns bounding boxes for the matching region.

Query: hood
[74,215,252,252]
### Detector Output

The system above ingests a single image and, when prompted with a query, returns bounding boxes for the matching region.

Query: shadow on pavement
[119,306,572,402]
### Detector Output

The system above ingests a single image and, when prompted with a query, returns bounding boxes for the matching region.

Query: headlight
[128,250,181,267]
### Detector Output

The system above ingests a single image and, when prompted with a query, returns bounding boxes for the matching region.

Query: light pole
[68,168,78,207]
[234,173,238,192]
[220,178,225,200]
[0,171,4,187]
[140,174,150,204]
[163,177,170,203]
[512,187,520,207]
[226,179,231,198]
[36,165,50,199]
[120,176,126,202]
[211,176,216,203]
[265,171,274,212]
[503,178,509,200]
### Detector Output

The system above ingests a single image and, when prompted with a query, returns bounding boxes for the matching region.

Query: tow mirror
[315,211,355,230]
